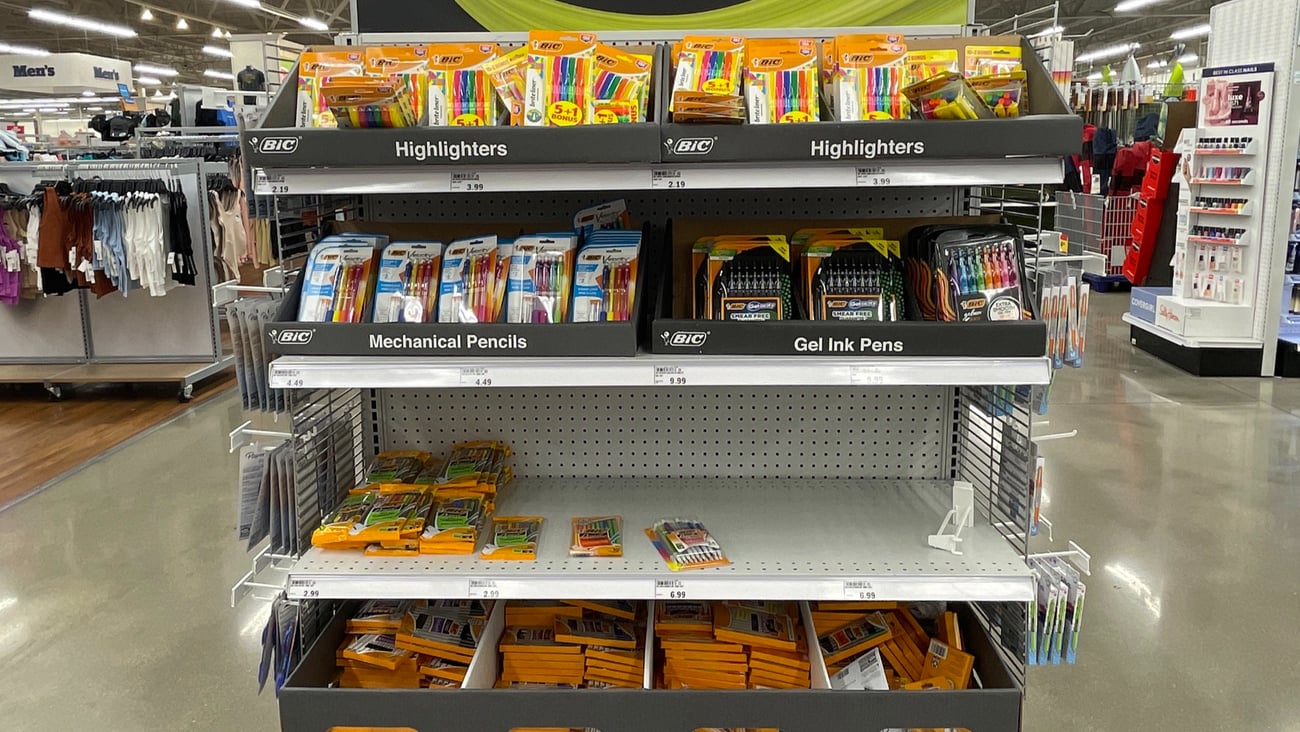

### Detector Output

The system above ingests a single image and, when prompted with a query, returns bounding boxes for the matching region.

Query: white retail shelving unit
[234,20,1082,732]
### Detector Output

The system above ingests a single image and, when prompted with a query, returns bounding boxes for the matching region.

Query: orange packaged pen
[428,43,501,126]
[524,31,599,126]
[744,38,820,124]
[366,45,432,125]
[485,46,529,125]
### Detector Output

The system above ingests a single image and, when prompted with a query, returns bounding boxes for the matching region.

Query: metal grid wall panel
[366,189,961,222]
[954,385,1035,557]
[288,388,367,553]
[377,387,951,480]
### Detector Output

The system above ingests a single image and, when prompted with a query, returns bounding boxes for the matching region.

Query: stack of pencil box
[811,601,974,691]
[497,600,646,688]
[655,601,811,690]
[334,599,490,689]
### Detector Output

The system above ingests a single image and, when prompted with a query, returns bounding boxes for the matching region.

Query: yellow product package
[419,490,489,554]
[481,515,543,560]
[311,490,376,549]
[351,489,426,545]
[364,450,431,484]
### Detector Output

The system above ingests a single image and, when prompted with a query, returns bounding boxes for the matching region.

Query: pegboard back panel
[366,189,961,222]
[376,386,951,479]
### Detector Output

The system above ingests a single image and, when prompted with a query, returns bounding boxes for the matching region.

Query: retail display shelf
[1188,207,1247,216]
[1190,174,1254,186]
[286,478,1034,603]
[250,157,1066,195]
[1186,235,1247,246]
[1122,312,1263,348]
[268,353,1052,389]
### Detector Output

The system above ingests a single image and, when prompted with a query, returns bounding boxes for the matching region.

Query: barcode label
[459,367,494,387]
[843,580,877,600]
[655,579,689,599]
[651,168,687,189]
[451,172,486,192]
[653,366,689,386]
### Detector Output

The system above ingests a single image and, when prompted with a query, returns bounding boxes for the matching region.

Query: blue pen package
[373,241,444,323]
[571,231,641,323]
[298,235,386,322]
[506,233,578,323]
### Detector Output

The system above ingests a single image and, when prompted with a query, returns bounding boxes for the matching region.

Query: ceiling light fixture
[226,0,263,7]
[212,26,225,38]
[203,45,233,58]
[1147,59,1169,69]
[1114,0,1166,11]
[298,17,329,31]
[175,17,189,30]
[133,63,179,77]
[82,90,96,97]
[140,8,154,20]
[1030,25,1064,38]
[136,76,162,86]
[29,8,137,38]
[0,43,51,56]
[1075,42,1140,63]
[1086,71,1102,80]
[1170,23,1211,40]
[86,106,104,111]
[204,69,235,80]
[1178,53,1199,64]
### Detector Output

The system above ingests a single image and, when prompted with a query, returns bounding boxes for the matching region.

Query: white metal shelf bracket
[928,481,975,556]
[1030,540,1092,575]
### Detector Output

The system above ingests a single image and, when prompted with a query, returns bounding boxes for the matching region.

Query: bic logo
[256,137,300,154]
[662,331,709,347]
[272,329,315,345]
[665,137,715,155]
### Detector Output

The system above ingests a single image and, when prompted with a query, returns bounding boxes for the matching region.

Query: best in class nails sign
[0,53,133,94]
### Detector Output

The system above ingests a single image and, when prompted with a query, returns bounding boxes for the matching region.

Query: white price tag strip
[849,366,886,385]
[842,580,880,600]
[254,171,289,195]
[468,579,501,599]
[451,172,486,192]
[651,168,687,190]
[855,167,892,187]
[652,365,690,386]
[288,578,319,599]
[270,367,305,389]
[459,367,495,387]
[655,579,690,599]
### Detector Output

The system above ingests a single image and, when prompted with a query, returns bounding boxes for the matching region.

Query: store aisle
[0,293,1296,731]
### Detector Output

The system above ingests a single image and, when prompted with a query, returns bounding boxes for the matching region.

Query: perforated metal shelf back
[366,189,962,222]
[375,386,951,479]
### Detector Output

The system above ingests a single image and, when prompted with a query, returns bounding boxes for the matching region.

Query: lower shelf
[279,601,1022,732]
[288,478,1034,603]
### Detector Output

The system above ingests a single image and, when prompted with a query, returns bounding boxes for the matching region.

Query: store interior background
[2,0,1299,731]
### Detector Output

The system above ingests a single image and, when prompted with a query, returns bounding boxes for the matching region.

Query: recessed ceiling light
[203,45,233,58]
[28,8,137,38]
[1170,24,1211,40]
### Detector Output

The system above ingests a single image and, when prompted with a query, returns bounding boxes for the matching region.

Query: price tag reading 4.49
[655,579,689,599]
[459,367,495,387]
[451,172,486,192]
[855,166,892,187]
[653,365,689,386]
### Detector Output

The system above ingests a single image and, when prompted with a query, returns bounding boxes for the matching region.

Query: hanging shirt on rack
[36,186,78,296]
[168,185,196,286]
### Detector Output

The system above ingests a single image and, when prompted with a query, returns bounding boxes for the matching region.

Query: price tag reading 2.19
[651,169,687,190]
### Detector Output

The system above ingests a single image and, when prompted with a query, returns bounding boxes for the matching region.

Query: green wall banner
[355,0,969,33]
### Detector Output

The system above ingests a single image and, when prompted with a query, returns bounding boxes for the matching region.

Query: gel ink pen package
[802,237,903,322]
[706,237,792,321]
[929,226,1032,322]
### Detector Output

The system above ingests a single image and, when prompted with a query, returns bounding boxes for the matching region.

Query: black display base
[651,319,1046,357]
[1276,339,1300,377]
[1131,327,1262,376]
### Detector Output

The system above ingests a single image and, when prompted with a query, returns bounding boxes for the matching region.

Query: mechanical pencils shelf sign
[354,0,970,33]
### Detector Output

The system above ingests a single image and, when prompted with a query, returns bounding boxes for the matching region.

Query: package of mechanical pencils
[506,234,578,323]
[485,46,529,125]
[672,35,745,120]
[744,38,820,124]
[322,77,420,128]
[298,239,383,322]
[438,235,499,323]
[645,518,730,571]
[492,239,513,322]
[373,241,444,323]
[903,71,993,120]
[296,48,365,127]
[429,43,501,127]
[708,237,793,321]
[803,238,903,322]
[931,227,1031,322]
[571,230,640,322]
[524,31,598,126]
[593,44,652,123]
[366,46,431,125]
[834,35,910,121]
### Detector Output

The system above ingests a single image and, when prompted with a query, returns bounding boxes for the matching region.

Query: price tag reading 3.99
[451,172,486,192]
[855,167,892,187]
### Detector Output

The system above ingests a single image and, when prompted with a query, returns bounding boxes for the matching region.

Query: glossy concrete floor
[0,293,1297,731]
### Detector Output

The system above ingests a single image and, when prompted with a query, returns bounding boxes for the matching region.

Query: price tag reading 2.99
[655,579,689,599]
[468,579,501,599]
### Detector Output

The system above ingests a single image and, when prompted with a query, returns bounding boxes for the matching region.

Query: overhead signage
[0,53,133,94]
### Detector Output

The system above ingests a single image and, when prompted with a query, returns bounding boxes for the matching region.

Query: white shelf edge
[1122,312,1263,348]
[269,354,1053,389]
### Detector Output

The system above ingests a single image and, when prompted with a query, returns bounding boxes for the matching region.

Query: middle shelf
[287,478,1033,603]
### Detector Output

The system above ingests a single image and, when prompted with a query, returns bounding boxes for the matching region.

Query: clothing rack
[0,159,232,401]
